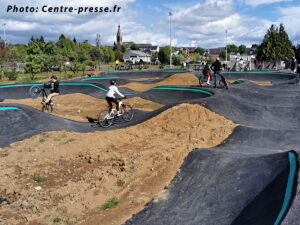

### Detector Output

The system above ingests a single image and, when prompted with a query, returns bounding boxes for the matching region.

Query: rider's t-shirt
[106,85,124,98]
[50,81,60,93]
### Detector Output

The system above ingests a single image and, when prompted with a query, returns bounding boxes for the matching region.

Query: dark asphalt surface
[0,70,299,225]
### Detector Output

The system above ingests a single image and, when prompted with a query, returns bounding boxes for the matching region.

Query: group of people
[42,76,125,117]
[202,58,224,88]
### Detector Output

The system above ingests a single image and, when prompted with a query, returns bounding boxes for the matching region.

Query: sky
[0,0,300,48]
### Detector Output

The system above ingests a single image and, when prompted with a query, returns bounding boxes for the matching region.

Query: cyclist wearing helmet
[106,80,125,116]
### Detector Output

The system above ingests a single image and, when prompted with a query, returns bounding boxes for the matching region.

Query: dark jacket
[45,81,60,93]
[210,60,222,72]
[203,64,210,75]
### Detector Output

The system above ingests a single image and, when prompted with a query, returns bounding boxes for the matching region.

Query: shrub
[4,68,18,81]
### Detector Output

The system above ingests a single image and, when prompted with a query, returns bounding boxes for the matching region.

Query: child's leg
[45,93,59,103]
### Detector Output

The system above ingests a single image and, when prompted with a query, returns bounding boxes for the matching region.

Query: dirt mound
[229,79,273,86]
[3,93,164,122]
[128,77,160,81]
[0,103,236,225]
[121,73,199,91]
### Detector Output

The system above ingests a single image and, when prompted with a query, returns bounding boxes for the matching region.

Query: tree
[115,49,123,61]
[191,53,201,62]
[130,43,139,50]
[102,46,115,63]
[195,47,205,55]
[227,44,239,54]
[239,45,247,55]
[256,23,294,60]
[219,51,230,61]
[25,38,46,79]
[158,46,175,64]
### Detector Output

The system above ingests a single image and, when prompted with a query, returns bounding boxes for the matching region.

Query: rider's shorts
[205,73,210,77]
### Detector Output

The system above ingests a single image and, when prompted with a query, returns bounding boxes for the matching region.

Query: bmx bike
[29,85,54,112]
[98,98,134,128]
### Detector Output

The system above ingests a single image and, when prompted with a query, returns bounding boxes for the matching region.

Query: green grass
[34,175,44,183]
[53,217,62,223]
[39,138,45,143]
[101,198,119,211]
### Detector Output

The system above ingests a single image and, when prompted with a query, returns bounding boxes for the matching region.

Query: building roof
[124,50,151,57]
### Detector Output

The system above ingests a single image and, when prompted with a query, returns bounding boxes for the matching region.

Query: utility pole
[225,29,228,68]
[96,33,101,70]
[169,12,172,69]
[2,23,7,48]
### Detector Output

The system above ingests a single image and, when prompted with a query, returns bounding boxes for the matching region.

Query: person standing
[210,58,222,88]
[291,57,296,73]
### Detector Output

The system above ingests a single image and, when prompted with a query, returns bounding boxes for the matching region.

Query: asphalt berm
[0,70,299,225]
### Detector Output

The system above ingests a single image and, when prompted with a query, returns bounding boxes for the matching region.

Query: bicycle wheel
[29,85,42,99]
[121,105,134,122]
[98,110,113,127]
[219,78,229,89]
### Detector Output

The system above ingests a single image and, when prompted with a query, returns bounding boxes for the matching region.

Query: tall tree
[130,43,139,50]
[238,45,247,54]
[256,24,294,60]
[195,47,205,55]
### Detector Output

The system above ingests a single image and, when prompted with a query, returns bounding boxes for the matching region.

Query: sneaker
[117,113,123,117]
[206,82,210,85]
[41,101,46,106]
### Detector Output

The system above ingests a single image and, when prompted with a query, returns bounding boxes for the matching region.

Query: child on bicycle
[202,62,211,85]
[106,80,126,116]
[42,75,60,105]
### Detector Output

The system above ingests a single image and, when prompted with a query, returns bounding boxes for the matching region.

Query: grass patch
[64,138,76,144]
[53,217,62,223]
[39,138,45,143]
[117,179,125,187]
[25,148,33,153]
[34,175,44,183]
[101,198,119,211]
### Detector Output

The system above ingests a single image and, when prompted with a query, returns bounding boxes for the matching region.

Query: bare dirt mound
[0,103,237,225]
[121,73,199,91]
[3,94,164,122]
[128,77,160,81]
[229,79,273,86]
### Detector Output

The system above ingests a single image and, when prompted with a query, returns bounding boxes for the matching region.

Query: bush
[4,68,18,81]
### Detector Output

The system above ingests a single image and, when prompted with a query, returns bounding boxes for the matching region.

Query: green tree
[130,43,139,50]
[13,44,28,62]
[151,52,158,63]
[219,51,230,61]
[256,24,294,60]
[191,53,201,62]
[115,49,123,61]
[227,44,239,54]
[25,38,46,79]
[195,47,205,55]
[102,46,115,63]
[239,45,247,55]
[158,46,175,64]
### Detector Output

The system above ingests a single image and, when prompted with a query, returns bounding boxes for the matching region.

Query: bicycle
[218,74,229,89]
[29,85,54,112]
[98,98,134,127]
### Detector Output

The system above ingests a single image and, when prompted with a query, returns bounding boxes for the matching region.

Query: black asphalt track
[0,70,299,225]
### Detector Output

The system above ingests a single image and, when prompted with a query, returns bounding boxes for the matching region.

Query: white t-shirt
[106,85,124,98]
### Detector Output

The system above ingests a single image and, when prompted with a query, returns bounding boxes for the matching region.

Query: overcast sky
[0,0,299,48]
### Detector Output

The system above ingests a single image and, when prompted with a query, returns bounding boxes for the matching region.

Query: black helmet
[110,80,116,85]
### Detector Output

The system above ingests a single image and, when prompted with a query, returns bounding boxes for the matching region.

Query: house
[123,50,151,64]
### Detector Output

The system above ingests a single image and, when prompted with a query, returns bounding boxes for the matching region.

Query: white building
[123,50,151,64]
